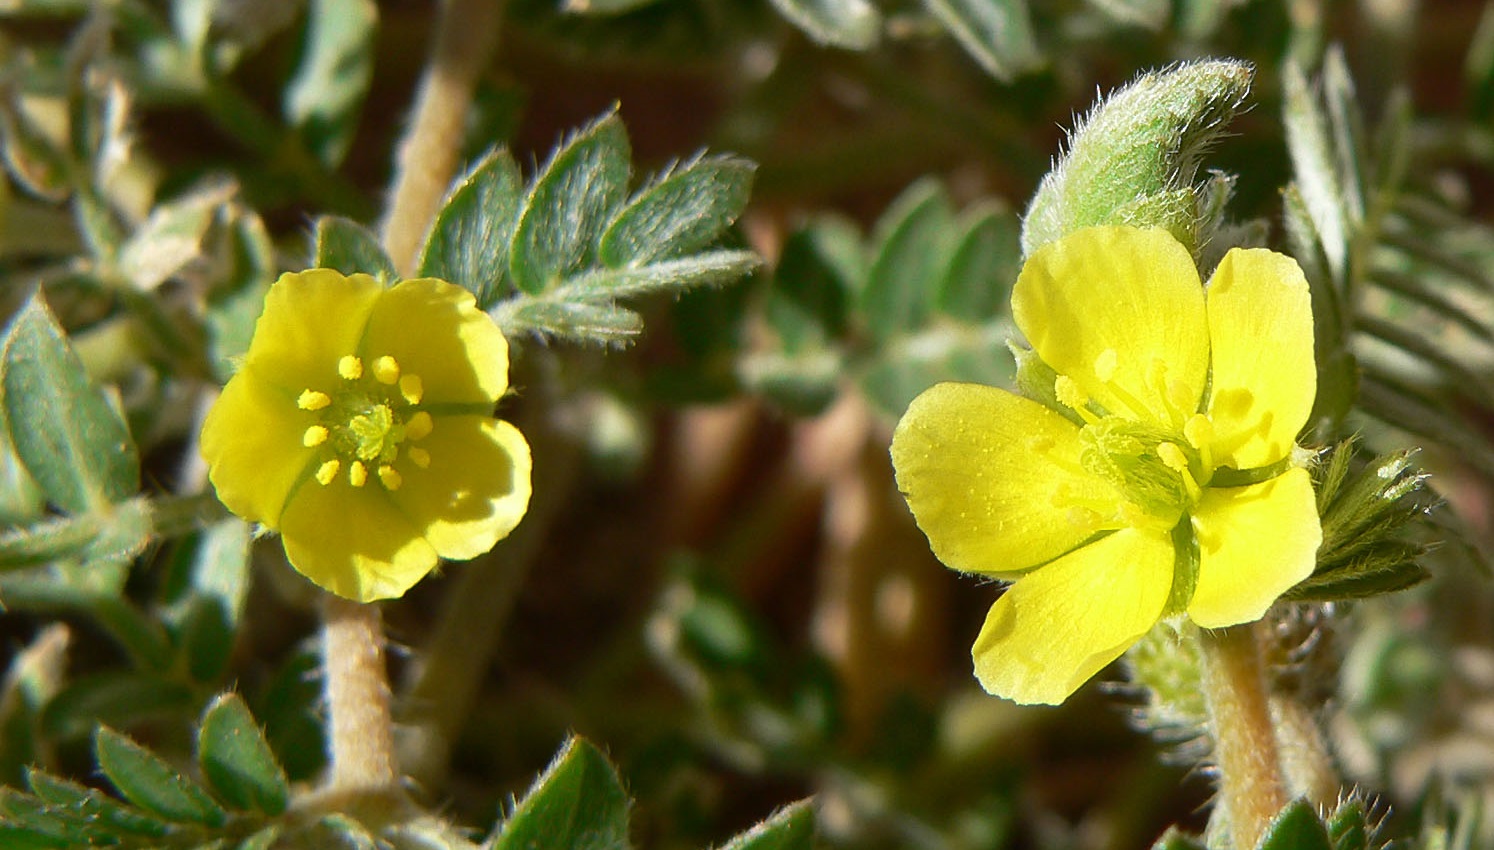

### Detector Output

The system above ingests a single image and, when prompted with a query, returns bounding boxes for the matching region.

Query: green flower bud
[1021,60,1254,257]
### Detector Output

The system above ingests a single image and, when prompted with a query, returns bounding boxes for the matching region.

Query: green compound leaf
[557,250,760,300]
[26,769,170,840]
[0,513,100,572]
[490,737,630,850]
[0,825,69,850]
[768,0,880,49]
[510,111,631,295]
[0,787,98,847]
[418,149,525,307]
[316,216,396,281]
[1257,800,1332,850]
[197,693,289,815]
[1,292,139,515]
[862,177,955,341]
[599,154,756,267]
[94,726,227,827]
[498,300,644,344]
[283,0,377,167]
[921,0,1041,82]
[717,800,815,850]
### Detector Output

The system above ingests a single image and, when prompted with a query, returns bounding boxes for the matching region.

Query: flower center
[1078,417,1202,528]
[297,354,433,491]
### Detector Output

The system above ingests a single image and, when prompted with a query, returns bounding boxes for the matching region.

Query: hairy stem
[1199,622,1288,850]
[321,594,397,792]
[380,0,505,275]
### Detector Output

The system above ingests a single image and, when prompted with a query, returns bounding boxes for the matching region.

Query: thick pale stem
[380,0,504,275]
[1199,623,1288,850]
[321,594,397,792]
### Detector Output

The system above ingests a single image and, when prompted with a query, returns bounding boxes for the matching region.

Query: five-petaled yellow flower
[201,269,532,603]
[891,226,1321,705]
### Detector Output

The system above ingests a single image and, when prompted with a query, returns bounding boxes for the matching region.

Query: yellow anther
[348,461,368,488]
[1158,441,1203,503]
[1055,377,1099,425]
[373,356,400,385]
[1184,414,1214,450]
[1055,376,1088,410]
[399,374,424,405]
[1157,442,1188,473]
[406,411,434,440]
[303,425,329,447]
[408,447,431,469]
[1093,349,1118,383]
[1166,379,1194,416]
[377,465,403,491]
[315,460,341,486]
[298,390,331,411]
[338,355,363,380]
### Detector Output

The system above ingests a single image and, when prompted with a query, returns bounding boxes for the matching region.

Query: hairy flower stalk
[1199,623,1288,850]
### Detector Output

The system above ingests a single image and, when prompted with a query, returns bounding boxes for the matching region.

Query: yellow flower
[891,226,1321,705]
[201,269,532,603]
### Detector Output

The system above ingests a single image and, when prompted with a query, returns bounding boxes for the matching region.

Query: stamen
[1184,414,1215,473]
[406,411,434,441]
[338,355,364,381]
[298,390,331,411]
[399,374,424,405]
[303,425,329,447]
[1165,379,1194,419]
[1158,442,1202,503]
[1093,348,1118,383]
[373,356,400,385]
[1055,377,1100,425]
[315,460,341,486]
[348,461,368,488]
[378,465,402,491]
[408,447,431,469]
[1103,372,1157,423]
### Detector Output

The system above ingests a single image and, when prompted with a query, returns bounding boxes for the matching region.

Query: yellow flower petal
[359,278,509,405]
[1012,227,1208,426]
[200,368,311,528]
[1187,468,1320,628]
[280,477,439,602]
[243,270,384,394]
[1204,248,1317,471]
[891,382,1115,578]
[972,527,1174,704]
[387,416,532,561]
